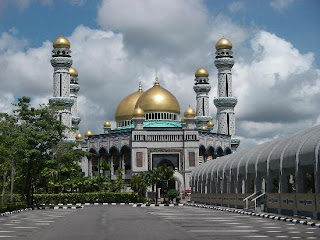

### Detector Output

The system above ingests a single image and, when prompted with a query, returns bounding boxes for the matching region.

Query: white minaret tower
[49,35,74,140]
[69,67,81,139]
[193,67,212,127]
[213,37,240,150]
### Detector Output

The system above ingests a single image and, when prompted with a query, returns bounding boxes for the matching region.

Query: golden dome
[69,67,78,77]
[84,130,93,137]
[133,106,145,118]
[135,77,180,114]
[115,83,143,122]
[103,121,111,128]
[207,120,214,128]
[215,37,232,50]
[184,105,196,118]
[75,133,82,140]
[201,125,208,130]
[195,67,209,77]
[53,35,70,48]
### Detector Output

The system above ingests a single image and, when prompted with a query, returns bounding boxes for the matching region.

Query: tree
[130,173,148,199]
[13,97,66,205]
[0,113,26,204]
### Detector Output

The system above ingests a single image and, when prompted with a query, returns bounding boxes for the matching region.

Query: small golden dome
[103,121,111,128]
[135,77,180,114]
[180,117,185,123]
[133,106,145,118]
[84,130,93,137]
[53,35,70,48]
[184,105,196,118]
[115,83,144,122]
[207,120,214,128]
[215,37,232,50]
[201,125,208,130]
[69,67,78,77]
[75,133,82,140]
[195,67,209,77]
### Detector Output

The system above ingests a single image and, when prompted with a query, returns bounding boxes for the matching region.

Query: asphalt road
[0,205,319,239]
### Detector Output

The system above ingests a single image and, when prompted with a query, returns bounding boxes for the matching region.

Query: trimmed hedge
[33,192,143,205]
[0,202,27,213]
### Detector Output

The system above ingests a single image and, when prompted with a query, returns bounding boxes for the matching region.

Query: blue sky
[0,0,319,149]
[1,0,319,65]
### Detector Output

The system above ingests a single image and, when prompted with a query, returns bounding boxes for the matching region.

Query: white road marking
[305,232,315,234]
[0,236,17,238]
[275,236,289,238]
[267,230,282,233]
[288,231,301,234]
[240,236,268,238]
[189,229,258,233]
[264,226,281,229]
[0,231,15,233]
[235,226,254,228]
[13,226,38,229]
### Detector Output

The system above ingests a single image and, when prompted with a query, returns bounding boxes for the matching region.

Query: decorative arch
[216,147,224,158]
[199,145,206,164]
[224,147,232,155]
[89,148,98,177]
[109,146,121,175]
[99,147,110,176]
[206,146,215,161]
[120,145,131,174]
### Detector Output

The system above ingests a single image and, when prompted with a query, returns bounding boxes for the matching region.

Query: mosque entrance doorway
[152,154,182,201]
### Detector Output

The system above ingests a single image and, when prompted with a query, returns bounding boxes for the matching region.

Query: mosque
[49,34,320,219]
[49,35,240,193]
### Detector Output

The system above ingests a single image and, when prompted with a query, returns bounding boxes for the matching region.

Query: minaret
[193,67,212,126]
[69,67,81,139]
[213,37,240,150]
[49,35,74,140]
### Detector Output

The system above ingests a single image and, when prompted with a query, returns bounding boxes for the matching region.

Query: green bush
[0,202,27,213]
[1,194,22,203]
[33,192,140,205]
[6,202,27,212]
[0,205,7,213]
[168,189,180,201]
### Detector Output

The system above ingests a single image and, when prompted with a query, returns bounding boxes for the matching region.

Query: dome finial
[195,67,209,77]
[215,37,232,50]
[138,82,142,92]
[53,35,71,49]
[155,74,159,86]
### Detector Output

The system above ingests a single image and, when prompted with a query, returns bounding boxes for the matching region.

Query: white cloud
[0,93,14,113]
[0,1,319,152]
[270,0,295,11]
[228,1,245,13]
[97,0,208,55]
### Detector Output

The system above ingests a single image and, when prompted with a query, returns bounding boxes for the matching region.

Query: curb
[0,208,32,217]
[184,203,319,228]
[132,203,184,207]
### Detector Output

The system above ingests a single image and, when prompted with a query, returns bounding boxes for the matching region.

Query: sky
[0,0,319,150]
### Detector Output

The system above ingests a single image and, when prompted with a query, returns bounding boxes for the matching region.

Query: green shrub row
[1,194,22,203]
[0,202,27,213]
[33,192,144,205]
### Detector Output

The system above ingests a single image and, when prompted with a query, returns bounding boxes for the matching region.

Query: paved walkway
[0,205,319,239]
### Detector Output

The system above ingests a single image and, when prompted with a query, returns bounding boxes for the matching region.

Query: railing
[243,192,258,210]
[251,192,266,211]
[243,191,263,210]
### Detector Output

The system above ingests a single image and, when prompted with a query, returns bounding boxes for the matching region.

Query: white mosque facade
[50,35,240,193]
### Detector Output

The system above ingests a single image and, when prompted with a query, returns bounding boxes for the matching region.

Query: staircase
[243,191,266,212]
